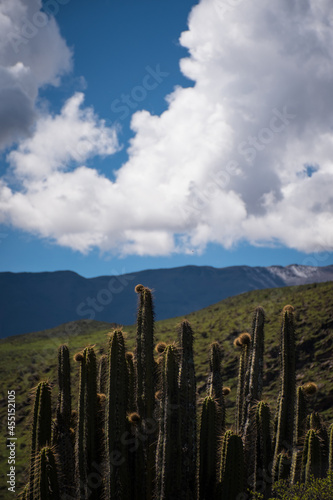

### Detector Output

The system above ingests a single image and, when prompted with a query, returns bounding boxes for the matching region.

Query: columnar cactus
[274,452,291,482]
[272,305,296,481]
[74,346,101,500]
[307,411,329,477]
[329,423,333,474]
[33,447,60,500]
[29,381,52,500]
[234,332,251,434]
[135,284,156,500]
[291,384,317,484]
[199,396,219,500]
[207,341,225,433]
[97,353,107,394]
[106,330,131,499]
[301,429,322,483]
[242,307,265,486]
[126,351,136,414]
[253,401,272,497]
[54,344,74,497]
[178,319,197,499]
[135,284,155,420]
[242,307,265,436]
[155,344,181,500]
[218,430,245,500]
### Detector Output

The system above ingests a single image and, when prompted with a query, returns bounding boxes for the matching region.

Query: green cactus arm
[157,345,181,500]
[272,306,296,481]
[178,319,198,499]
[242,307,265,436]
[219,431,245,500]
[207,341,225,433]
[328,423,333,474]
[34,447,60,500]
[199,396,218,500]
[303,429,322,482]
[254,401,272,496]
[106,330,131,499]
[29,382,52,500]
[234,333,250,434]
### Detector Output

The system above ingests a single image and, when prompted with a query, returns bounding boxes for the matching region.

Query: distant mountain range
[1,264,333,338]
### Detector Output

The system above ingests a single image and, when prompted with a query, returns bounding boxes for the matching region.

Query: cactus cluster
[20,286,333,499]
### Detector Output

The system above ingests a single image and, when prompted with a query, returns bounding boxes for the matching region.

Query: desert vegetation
[18,284,333,499]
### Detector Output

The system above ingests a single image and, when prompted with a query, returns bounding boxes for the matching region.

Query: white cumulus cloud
[0,0,72,148]
[1,0,333,256]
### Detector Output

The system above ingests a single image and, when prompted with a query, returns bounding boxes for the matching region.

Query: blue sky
[0,0,333,278]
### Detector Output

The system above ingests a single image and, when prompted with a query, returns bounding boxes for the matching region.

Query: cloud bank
[1,0,333,256]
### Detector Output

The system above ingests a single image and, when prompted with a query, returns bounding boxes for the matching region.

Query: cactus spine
[272,305,296,481]
[199,396,219,500]
[178,320,197,499]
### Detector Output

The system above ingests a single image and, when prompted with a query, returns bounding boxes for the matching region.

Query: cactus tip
[155,341,167,354]
[222,386,231,396]
[128,412,141,424]
[73,352,84,362]
[239,332,251,345]
[302,382,318,396]
[97,393,106,403]
[155,390,162,400]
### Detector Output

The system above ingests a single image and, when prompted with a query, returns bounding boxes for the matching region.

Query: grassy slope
[0,281,332,494]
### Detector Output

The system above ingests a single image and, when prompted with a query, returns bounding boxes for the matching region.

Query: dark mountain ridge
[1,263,333,338]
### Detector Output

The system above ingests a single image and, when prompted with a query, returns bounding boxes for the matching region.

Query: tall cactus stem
[218,430,245,500]
[199,396,219,500]
[178,319,197,499]
[207,341,225,433]
[272,305,296,481]
[234,332,251,434]
[301,429,322,482]
[156,345,181,500]
[54,345,74,497]
[106,330,131,499]
[135,285,156,499]
[254,401,272,497]
[29,381,52,500]
[34,447,60,500]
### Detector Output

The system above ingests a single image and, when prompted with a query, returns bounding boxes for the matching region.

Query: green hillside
[0,281,332,494]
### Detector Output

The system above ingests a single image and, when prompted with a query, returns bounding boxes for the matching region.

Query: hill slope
[1,263,333,337]
[0,281,332,494]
